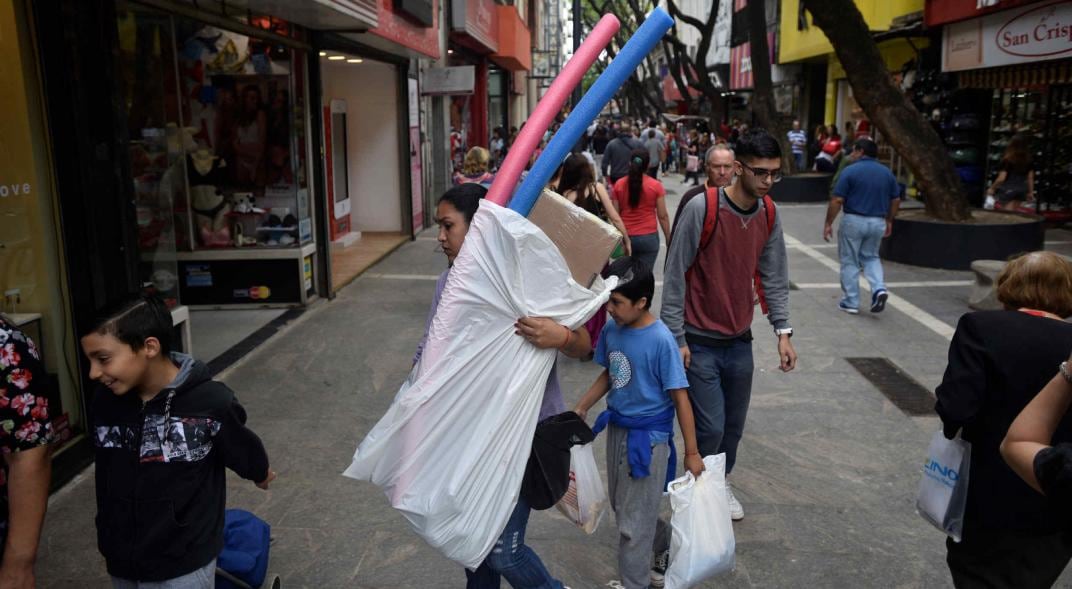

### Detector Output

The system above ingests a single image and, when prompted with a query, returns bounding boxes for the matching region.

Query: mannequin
[188,146,231,247]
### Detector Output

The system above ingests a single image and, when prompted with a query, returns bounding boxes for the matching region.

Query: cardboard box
[528,190,622,288]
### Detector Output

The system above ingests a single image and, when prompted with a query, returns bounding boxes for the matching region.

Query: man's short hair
[648,130,656,139]
[854,138,878,158]
[735,129,782,161]
[705,144,734,165]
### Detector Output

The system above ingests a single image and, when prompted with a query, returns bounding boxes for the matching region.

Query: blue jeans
[793,152,805,171]
[465,496,564,589]
[685,340,754,474]
[630,232,660,274]
[837,213,887,309]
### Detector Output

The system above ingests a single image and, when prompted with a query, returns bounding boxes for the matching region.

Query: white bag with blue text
[342,201,615,569]
[916,429,971,543]
[664,454,736,589]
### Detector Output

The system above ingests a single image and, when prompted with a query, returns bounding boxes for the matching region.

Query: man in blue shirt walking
[822,138,901,315]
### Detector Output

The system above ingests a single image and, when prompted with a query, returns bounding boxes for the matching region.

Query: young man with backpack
[661,129,797,522]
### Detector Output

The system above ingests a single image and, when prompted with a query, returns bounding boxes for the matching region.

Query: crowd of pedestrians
[9,110,1072,589]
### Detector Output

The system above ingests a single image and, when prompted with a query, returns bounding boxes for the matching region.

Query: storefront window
[117,6,309,255]
[1,0,83,451]
[173,19,305,249]
[116,5,182,305]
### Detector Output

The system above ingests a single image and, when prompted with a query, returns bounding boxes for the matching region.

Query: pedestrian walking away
[644,130,663,179]
[822,138,901,315]
[935,253,1072,588]
[601,124,645,185]
[424,184,592,589]
[661,128,797,522]
[612,149,670,273]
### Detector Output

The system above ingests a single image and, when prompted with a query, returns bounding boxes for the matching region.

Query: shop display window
[986,88,1072,213]
[117,4,312,266]
[117,6,182,305]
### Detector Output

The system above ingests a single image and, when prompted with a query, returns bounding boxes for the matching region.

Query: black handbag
[520,412,595,510]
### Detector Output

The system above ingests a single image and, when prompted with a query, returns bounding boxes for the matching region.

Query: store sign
[450,0,499,53]
[943,1,1072,71]
[422,66,476,95]
[370,0,440,59]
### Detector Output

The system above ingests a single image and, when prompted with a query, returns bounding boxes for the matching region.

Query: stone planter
[879,209,1044,270]
[768,173,832,203]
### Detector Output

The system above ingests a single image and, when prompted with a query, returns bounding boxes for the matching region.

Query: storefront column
[472,60,489,148]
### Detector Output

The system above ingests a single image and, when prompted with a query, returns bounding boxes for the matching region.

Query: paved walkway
[38,172,1072,588]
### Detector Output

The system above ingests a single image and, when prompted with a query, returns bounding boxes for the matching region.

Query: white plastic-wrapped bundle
[343,200,615,569]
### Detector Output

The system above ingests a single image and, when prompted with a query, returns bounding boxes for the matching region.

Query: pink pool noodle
[485,14,620,206]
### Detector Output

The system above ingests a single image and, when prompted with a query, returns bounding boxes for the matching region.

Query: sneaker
[727,485,745,521]
[650,550,669,588]
[838,302,859,315]
[870,289,889,313]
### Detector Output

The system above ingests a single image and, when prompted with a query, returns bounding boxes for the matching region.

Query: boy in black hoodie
[80,296,274,587]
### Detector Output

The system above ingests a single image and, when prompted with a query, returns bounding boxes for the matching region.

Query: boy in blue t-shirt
[574,256,703,589]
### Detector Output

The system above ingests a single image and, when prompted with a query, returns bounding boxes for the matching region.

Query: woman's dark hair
[438,183,487,224]
[558,154,602,216]
[627,148,650,209]
[88,295,175,355]
[1003,134,1033,175]
[605,256,655,310]
[735,129,783,161]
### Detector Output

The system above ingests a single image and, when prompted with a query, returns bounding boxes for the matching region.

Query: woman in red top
[612,149,670,272]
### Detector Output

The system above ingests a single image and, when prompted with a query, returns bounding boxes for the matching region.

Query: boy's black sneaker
[650,549,670,588]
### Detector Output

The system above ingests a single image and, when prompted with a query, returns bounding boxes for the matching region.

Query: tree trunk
[746,0,793,173]
[802,0,971,221]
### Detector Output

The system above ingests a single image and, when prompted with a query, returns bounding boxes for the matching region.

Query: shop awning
[204,0,379,30]
[490,5,531,72]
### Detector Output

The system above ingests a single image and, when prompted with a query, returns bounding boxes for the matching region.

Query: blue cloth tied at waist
[592,406,676,488]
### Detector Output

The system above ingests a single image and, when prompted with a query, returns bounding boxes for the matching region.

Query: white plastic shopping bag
[916,429,971,542]
[664,454,736,589]
[555,443,607,534]
[342,201,615,569]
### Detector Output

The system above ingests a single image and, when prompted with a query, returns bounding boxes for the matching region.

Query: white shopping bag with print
[916,429,971,542]
[555,443,607,534]
[665,454,736,589]
[343,201,615,569]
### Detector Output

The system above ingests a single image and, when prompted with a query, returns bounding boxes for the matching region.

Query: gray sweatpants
[607,424,671,589]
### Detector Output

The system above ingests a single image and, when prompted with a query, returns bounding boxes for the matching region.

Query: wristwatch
[774,327,793,338]
[1061,361,1072,384]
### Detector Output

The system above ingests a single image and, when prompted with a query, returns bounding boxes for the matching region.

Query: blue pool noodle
[509,8,674,216]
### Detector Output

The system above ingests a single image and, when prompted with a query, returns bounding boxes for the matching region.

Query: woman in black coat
[935,251,1072,589]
